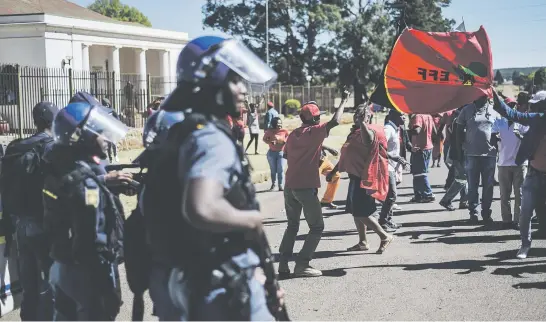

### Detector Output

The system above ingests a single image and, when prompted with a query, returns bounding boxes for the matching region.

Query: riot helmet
[175,36,277,117]
[142,109,185,148]
[53,102,128,159]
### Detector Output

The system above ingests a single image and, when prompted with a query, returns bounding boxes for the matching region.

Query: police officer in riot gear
[42,101,131,320]
[0,102,58,321]
[144,36,283,321]
[122,108,186,321]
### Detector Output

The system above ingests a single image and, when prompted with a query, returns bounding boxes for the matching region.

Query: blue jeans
[465,156,496,218]
[520,168,546,247]
[410,149,433,199]
[267,150,284,186]
[440,159,467,204]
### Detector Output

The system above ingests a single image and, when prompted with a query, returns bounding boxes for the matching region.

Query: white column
[82,44,90,71]
[81,44,91,92]
[138,48,147,90]
[169,49,179,92]
[137,48,148,111]
[110,45,121,111]
[159,50,170,96]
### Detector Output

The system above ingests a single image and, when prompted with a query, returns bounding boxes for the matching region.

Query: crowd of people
[0,33,544,322]
[234,87,546,279]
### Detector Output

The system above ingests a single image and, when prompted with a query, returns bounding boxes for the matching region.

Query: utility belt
[168,240,255,321]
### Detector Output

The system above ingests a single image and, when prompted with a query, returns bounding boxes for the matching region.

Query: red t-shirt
[338,129,368,178]
[284,123,329,189]
[410,114,434,150]
[263,129,289,152]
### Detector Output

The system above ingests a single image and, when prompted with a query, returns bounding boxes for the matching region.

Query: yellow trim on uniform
[43,189,58,200]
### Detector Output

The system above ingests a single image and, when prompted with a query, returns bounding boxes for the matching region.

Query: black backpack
[0,135,53,219]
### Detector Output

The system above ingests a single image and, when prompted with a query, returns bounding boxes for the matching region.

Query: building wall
[44,38,83,69]
[0,37,46,66]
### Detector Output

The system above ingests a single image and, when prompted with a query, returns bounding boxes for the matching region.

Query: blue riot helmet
[142,109,185,148]
[175,36,277,116]
[53,102,129,158]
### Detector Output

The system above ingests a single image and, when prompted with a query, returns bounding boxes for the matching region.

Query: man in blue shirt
[264,101,279,129]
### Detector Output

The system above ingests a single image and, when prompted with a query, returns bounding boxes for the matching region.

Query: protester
[492,90,546,259]
[337,104,394,253]
[431,113,444,168]
[439,110,457,189]
[439,106,468,211]
[263,117,289,191]
[492,102,529,230]
[232,115,245,145]
[102,98,120,163]
[264,101,279,129]
[381,109,409,231]
[245,103,261,154]
[319,146,341,209]
[409,113,436,203]
[456,95,500,224]
[278,97,348,278]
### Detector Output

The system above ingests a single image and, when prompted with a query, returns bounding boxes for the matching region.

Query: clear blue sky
[73,0,546,69]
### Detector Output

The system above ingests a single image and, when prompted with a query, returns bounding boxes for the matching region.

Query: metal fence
[0,63,339,140]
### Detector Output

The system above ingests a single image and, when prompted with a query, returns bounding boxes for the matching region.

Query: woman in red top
[263,117,289,191]
[337,104,394,254]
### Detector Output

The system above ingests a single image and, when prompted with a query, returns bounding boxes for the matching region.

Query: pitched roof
[0,0,140,26]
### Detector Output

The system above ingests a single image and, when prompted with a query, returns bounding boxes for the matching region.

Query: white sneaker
[115,156,119,163]
[516,246,530,259]
[294,264,322,277]
[393,204,402,211]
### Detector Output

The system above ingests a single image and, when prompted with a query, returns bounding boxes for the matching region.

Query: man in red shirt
[278,95,348,278]
[409,113,437,202]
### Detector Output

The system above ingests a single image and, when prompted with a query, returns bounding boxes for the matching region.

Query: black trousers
[15,217,53,321]
[245,133,259,153]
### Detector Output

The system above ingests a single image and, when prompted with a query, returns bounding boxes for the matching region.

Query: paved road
[3,165,545,320]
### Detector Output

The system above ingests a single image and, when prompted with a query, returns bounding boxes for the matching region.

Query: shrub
[284,99,301,115]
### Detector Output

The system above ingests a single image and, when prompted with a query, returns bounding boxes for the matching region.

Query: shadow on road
[512,282,546,290]
[390,208,445,216]
[410,233,520,245]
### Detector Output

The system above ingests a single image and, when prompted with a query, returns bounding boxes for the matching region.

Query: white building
[0,0,189,130]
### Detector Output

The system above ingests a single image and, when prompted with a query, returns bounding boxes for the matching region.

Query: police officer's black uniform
[41,101,128,321]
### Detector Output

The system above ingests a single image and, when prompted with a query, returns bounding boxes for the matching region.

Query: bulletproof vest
[45,161,124,263]
[143,113,253,268]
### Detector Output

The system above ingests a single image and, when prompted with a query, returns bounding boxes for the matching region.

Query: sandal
[376,236,394,254]
[347,243,369,251]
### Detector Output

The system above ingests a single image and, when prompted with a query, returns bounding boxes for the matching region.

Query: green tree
[494,70,504,85]
[88,0,152,27]
[202,0,348,85]
[387,0,455,32]
[320,1,393,106]
[534,68,546,87]
[512,72,526,86]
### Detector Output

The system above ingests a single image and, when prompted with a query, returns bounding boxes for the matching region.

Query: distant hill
[495,67,545,80]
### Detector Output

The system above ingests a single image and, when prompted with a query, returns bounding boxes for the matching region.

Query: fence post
[147,73,152,105]
[40,87,45,102]
[17,66,24,138]
[290,85,293,99]
[68,68,74,97]
[277,83,282,113]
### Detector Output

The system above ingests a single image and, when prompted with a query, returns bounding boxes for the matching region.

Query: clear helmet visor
[83,106,129,144]
[214,39,278,89]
